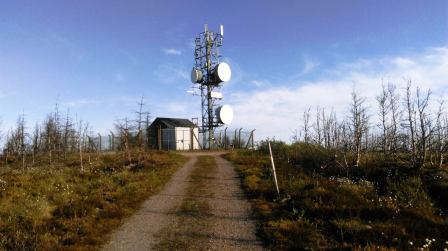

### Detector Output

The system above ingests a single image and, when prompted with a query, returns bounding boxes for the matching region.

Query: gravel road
[101,152,264,251]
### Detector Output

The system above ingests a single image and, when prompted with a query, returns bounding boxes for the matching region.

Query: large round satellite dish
[214,62,231,83]
[191,68,203,83]
[216,104,233,124]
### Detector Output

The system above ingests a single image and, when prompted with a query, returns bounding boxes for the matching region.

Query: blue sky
[0,0,447,141]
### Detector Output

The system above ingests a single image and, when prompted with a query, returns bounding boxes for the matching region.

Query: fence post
[245,129,256,149]
[192,128,202,150]
[98,133,102,152]
[190,127,194,150]
[251,129,255,149]
[158,125,162,150]
[238,128,243,148]
[224,127,228,149]
[234,129,238,149]
[110,131,115,151]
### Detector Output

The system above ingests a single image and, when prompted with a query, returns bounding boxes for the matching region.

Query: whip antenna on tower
[191,24,233,149]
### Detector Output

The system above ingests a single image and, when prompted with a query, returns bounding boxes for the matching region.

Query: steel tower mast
[191,24,231,149]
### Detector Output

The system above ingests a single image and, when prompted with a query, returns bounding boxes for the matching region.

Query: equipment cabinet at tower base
[148,117,200,150]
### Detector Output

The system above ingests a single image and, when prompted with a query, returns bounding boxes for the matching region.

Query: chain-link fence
[199,128,255,150]
[86,127,254,151]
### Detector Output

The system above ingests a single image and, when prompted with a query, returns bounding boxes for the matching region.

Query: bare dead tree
[31,123,41,166]
[404,82,417,166]
[302,107,311,144]
[0,119,3,167]
[134,96,146,150]
[377,83,390,154]
[62,109,75,159]
[339,120,351,168]
[416,87,432,167]
[18,113,26,170]
[314,107,323,146]
[439,115,448,167]
[76,119,89,171]
[115,118,132,164]
[432,100,445,167]
[349,89,369,168]
[324,110,338,150]
[145,112,151,148]
[387,83,400,153]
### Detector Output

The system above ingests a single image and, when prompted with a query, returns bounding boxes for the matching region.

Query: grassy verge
[225,150,448,250]
[0,150,186,250]
[155,155,216,250]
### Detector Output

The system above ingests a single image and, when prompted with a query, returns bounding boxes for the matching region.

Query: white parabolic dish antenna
[214,62,231,83]
[191,68,203,83]
[216,104,233,124]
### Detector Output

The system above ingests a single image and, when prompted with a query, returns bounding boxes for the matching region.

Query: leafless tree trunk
[77,120,88,172]
[416,87,432,167]
[387,83,400,153]
[115,118,132,164]
[377,83,389,154]
[19,114,26,170]
[349,90,368,168]
[405,82,417,166]
[31,124,40,166]
[62,110,74,160]
[302,107,311,143]
[135,96,146,150]
[314,107,323,145]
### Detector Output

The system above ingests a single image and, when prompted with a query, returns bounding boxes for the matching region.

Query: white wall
[175,127,200,150]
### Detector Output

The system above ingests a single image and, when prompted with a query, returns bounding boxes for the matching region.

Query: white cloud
[250,79,270,87]
[228,46,448,142]
[163,48,182,56]
[63,99,100,108]
[298,58,319,76]
[153,65,189,84]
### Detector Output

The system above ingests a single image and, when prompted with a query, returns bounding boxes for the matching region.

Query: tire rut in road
[101,156,198,251]
[154,153,264,251]
[102,152,264,251]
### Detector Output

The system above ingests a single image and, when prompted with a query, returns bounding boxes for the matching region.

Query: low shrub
[0,150,186,250]
[226,150,448,250]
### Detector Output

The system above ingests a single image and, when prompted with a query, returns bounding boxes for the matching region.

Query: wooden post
[268,141,280,195]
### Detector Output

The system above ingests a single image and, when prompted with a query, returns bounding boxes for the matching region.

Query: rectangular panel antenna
[220,25,224,36]
[211,91,223,99]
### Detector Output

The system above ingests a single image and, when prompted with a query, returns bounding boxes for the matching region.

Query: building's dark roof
[150,117,197,128]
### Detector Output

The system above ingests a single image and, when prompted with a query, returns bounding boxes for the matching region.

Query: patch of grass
[155,155,216,251]
[225,150,448,250]
[0,150,186,250]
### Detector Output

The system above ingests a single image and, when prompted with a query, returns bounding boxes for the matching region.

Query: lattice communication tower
[191,24,233,149]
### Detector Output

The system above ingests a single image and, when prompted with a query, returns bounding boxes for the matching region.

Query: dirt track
[102,152,264,251]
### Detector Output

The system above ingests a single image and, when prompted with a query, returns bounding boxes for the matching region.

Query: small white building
[148,117,200,150]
